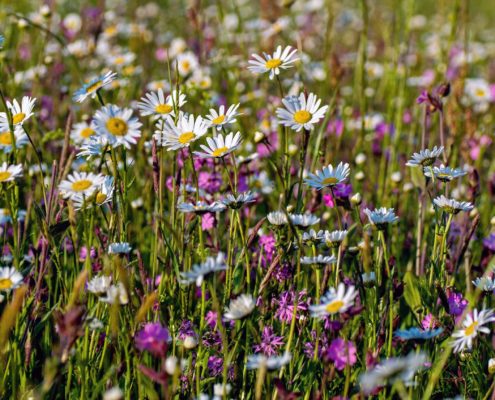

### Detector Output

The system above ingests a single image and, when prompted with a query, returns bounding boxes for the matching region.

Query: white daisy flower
[154,113,209,151]
[221,191,256,209]
[0,162,23,183]
[309,283,358,317]
[289,213,320,227]
[364,207,399,229]
[77,136,107,159]
[276,92,328,132]
[246,352,292,370]
[87,275,112,295]
[180,253,227,287]
[4,96,36,126]
[146,80,170,92]
[73,71,117,103]
[472,277,495,292]
[423,164,467,182]
[465,78,492,104]
[194,131,242,159]
[205,103,240,130]
[106,53,136,69]
[304,162,350,190]
[58,171,105,200]
[70,121,97,145]
[0,117,29,152]
[72,176,114,209]
[300,255,337,265]
[93,104,142,149]
[322,230,348,247]
[433,195,473,214]
[405,146,444,167]
[137,89,186,119]
[451,308,495,353]
[302,229,325,244]
[100,283,128,305]
[224,294,255,320]
[359,352,429,395]
[176,51,199,77]
[248,45,298,80]
[0,209,26,225]
[0,266,23,291]
[108,242,132,255]
[267,211,288,226]
[177,201,226,214]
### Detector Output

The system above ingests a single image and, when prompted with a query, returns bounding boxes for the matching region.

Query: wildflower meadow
[2,0,495,398]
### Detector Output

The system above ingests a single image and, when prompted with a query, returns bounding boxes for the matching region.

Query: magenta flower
[253,326,285,356]
[201,213,215,231]
[326,338,357,371]
[135,322,170,357]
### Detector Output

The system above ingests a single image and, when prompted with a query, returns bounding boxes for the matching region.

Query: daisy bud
[490,216,495,226]
[288,144,298,155]
[469,208,479,218]
[391,172,402,183]
[355,153,366,165]
[403,182,414,192]
[286,205,294,213]
[322,211,331,221]
[489,358,495,374]
[355,171,365,181]
[254,131,265,143]
[103,387,123,400]
[40,5,51,17]
[165,356,179,375]
[351,193,362,206]
[183,335,198,350]
[364,87,375,98]
[17,19,28,29]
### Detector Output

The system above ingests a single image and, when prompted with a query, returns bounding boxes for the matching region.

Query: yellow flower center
[96,192,107,204]
[181,60,190,71]
[113,56,125,65]
[0,132,12,145]
[265,58,282,69]
[293,110,312,124]
[0,278,13,290]
[12,113,25,125]
[322,177,338,186]
[178,132,196,144]
[155,104,173,114]
[71,179,93,192]
[0,171,12,182]
[86,80,102,94]
[106,117,128,136]
[123,66,135,75]
[436,173,450,180]
[475,88,486,97]
[325,300,344,314]
[212,115,225,125]
[212,146,229,157]
[465,321,478,336]
[81,127,95,139]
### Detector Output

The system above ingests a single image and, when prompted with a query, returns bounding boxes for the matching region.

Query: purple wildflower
[253,326,285,356]
[135,322,170,357]
[326,338,357,371]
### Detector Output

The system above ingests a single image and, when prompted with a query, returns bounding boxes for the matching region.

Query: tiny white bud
[183,335,198,349]
[254,131,265,143]
[355,153,366,165]
[351,193,362,206]
[165,356,178,375]
[355,171,365,181]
